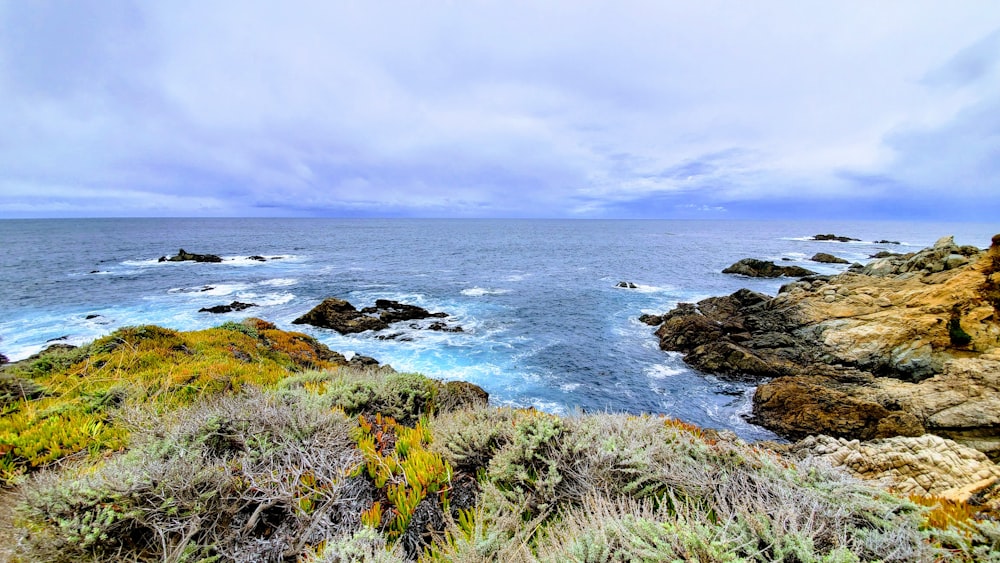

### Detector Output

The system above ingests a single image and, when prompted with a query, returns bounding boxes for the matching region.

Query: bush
[14,389,367,562]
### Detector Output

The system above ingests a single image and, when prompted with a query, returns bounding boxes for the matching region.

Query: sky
[1,1,999,220]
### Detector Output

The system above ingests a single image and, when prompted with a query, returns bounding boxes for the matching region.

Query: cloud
[1,1,1000,218]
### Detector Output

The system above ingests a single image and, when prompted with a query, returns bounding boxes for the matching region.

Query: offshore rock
[199,301,257,314]
[722,258,817,278]
[293,298,450,335]
[158,248,223,263]
[645,234,1000,457]
[811,233,860,242]
[810,252,849,264]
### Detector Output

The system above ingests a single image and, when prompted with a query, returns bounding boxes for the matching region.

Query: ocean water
[1,218,995,441]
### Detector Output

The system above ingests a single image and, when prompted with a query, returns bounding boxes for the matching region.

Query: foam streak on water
[1,218,995,442]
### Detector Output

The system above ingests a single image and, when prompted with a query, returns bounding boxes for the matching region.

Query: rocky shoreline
[644,234,1000,505]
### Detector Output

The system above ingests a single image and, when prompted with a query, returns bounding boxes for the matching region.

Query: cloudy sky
[2,1,999,219]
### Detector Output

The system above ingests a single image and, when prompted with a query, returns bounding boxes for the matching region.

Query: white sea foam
[258,278,298,287]
[504,273,531,282]
[632,283,673,293]
[461,287,510,297]
[196,283,251,296]
[646,364,685,379]
[121,258,166,267]
[560,383,582,392]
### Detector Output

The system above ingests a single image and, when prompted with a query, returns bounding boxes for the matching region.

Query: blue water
[1,218,995,441]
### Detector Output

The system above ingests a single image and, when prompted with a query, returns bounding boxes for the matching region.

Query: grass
[2,322,998,562]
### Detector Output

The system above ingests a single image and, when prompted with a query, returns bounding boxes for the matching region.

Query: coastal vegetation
[2,322,999,561]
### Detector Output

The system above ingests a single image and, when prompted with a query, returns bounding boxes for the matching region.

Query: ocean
[1,218,995,441]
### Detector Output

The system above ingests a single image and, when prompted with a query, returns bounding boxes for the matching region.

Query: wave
[258,278,298,287]
[646,363,685,379]
[461,287,511,297]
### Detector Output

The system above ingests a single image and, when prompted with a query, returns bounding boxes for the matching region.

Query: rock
[722,258,817,278]
[0,353,8,365]
[199,301,258,314]
[247,255,266,261]
[293,298,451,335]
[428,322,463,332]
[361,299,448,324]
[874,240,901,245]
[293,298,388,334]
[810,252,849,264]
[616,281,638,289]
[159,249,223,263]
[811,234,860,242]
[638,313,663,326]
[85,314,101,320]
[753,376,925,440]
[869,251,903,259]
[645,235,1000,457]
[792,434,1000,506]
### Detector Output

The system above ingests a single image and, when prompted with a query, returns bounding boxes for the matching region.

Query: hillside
[0,321,998,561]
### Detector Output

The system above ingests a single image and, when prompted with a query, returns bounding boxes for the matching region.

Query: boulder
[199,301,257,314]
[248,255,267,262]
[722,258,817,278]
[158,249,223,263]
[616,281,638,289]
[810,252,849,264]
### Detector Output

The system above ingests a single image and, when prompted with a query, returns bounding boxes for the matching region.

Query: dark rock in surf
[199,301,258,314]
[811,234,861,242]
[159,249,223,263]
[874,240,901,245]
[293,298,451,335]
[616,281,638,289]
[248,255,266,261]
[722,258,817,278]
[810,252,850,264]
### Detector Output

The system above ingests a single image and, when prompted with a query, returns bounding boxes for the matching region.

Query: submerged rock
[158,249,223,263]
[722,258,817,278]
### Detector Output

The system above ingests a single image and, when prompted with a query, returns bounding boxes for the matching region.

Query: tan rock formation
[792,434,1000,508]
[647,234,1000,458]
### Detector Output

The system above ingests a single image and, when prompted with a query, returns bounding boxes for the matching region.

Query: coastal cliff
[645,234,1000,459]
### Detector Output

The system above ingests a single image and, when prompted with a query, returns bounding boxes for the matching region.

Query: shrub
[14,389,367,562]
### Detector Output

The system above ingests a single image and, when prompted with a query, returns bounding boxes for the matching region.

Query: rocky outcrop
[616,281,638,289]
[158,249,223,263]
[248,255,266,262]
[292,298,451,335]
[645,235,1000,458]
[810,252,849,264]
[811,234,860,242]
[199,301,257,314]
[860,236,981,277]
[722,259,817,278]
[792,434,1000,507]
